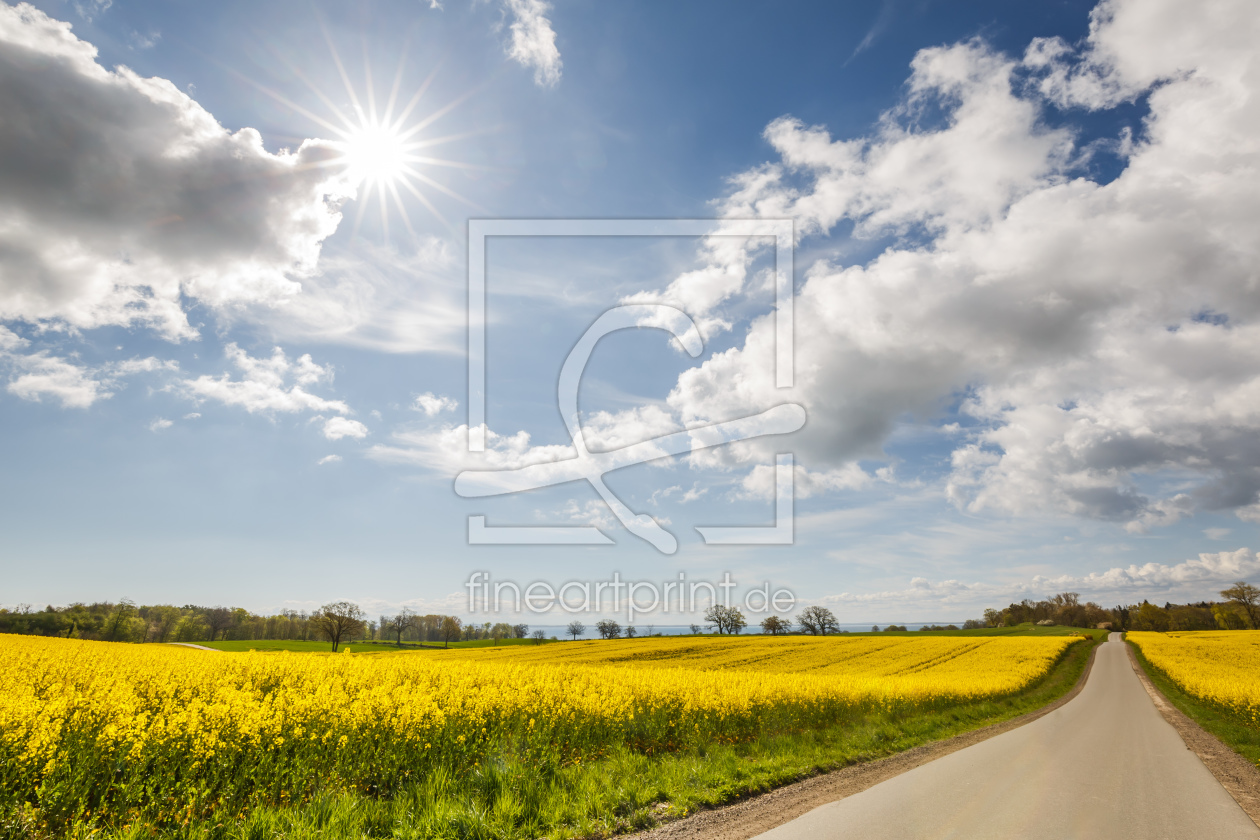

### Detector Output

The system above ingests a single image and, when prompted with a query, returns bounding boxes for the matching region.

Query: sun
[339,121,411,187]
[248,30,485,238]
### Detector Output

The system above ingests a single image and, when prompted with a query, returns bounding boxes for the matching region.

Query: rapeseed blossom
[1128,631,1260,725]
[0,633,1075,827]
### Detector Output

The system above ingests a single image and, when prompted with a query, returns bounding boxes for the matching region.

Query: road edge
[622,637,1101,840]
[1124,639,1260,828]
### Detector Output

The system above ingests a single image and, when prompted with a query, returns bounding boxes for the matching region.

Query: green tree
[1220,581,1260,629]
[147,605,183,643]
[1213,604,1248,630]
[1133,601,1170,632]
[204,607,232,642]
[439,616,462,648]
[106,599,136,642]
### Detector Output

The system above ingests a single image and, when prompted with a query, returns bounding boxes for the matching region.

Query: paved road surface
[754,634,1259,840]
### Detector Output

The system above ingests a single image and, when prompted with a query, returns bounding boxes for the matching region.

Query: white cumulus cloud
[503,0,561,87]
[649,0,1260,533]
[0,3,353,340]
[175,343,350,416]
[413,392,458,417]
[6,352,105,408]
[322,416,368,440]
[0,325,178,408]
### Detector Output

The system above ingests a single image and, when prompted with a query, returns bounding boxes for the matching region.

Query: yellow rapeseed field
[0,633,1076,828]
[437,633,1073,687]
[1127,631,1260,724]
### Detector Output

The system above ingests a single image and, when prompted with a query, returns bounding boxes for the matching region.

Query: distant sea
[526,622,970,639]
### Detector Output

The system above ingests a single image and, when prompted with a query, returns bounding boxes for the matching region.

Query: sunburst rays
[241,24,489,239]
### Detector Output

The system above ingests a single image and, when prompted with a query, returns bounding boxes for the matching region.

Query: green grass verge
[1126,638,1260,767]
[63,634,1099,840]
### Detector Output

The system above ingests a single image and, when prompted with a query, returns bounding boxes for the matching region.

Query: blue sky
[2,0,1259,623]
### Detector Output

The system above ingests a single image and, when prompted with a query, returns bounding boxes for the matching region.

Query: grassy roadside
[1126,637,1260,767]
[85,634,1101,840]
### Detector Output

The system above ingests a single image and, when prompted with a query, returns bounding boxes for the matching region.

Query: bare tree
[1221,581,1260,628]
[531,629,547,645]
[626,625,637,638]
[760,615,791,635]
[596,619,621,639]
[566,620,586,640]
[440,616,462,648]
[797,606,839,636]
[204,606,232,642]
[704,605,747,634]
[312,601,366,652]
[384,608,418,647]
[689,623,702,634]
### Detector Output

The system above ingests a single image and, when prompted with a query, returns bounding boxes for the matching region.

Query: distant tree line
[0,600,531,647]
[0,600,852,643]
[979,582,1260,632]
[12,583,1251,646]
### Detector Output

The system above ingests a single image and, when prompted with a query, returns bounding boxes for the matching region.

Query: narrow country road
[754,634,1260,840]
